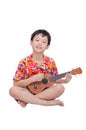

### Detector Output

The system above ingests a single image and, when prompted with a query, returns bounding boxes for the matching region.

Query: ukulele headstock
[71,67,82,75]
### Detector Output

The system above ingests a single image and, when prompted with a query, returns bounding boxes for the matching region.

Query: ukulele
[28,67,82,94]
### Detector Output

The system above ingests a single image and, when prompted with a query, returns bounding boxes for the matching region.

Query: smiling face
[30,33,50,53]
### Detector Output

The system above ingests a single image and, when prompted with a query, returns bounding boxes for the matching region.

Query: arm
[13,73,44,87]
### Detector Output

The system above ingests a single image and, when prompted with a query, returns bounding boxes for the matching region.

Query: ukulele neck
[49,71,70,82]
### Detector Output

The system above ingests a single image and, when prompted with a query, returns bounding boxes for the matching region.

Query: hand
[64,73,72,83]
[34,73,44,82]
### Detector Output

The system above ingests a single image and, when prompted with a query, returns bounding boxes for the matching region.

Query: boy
[9,29,72,107]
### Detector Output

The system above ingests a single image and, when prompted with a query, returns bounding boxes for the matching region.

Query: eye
[35,39,39,41]
[43,41,47,44]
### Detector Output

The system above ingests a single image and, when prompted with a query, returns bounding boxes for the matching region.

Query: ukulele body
[28,73,54,94]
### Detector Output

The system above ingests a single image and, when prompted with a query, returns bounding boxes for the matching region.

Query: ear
[30,40,32,46]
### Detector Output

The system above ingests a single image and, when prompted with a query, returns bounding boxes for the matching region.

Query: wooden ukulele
[28,67,82,94]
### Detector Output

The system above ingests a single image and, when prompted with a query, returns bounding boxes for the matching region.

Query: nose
[38,41,42,45]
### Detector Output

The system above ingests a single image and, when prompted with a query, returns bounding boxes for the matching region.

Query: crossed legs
[9,84,65,107]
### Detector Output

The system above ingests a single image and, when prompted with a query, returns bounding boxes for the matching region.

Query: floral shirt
[13,54,58,81]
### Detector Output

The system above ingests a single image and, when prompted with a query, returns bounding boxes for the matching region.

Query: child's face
[30,33,50,53]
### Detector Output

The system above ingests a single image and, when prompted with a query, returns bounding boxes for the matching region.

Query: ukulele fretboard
[49,71,70,82]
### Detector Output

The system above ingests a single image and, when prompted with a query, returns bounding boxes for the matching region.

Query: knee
[59,84,65,94]
[9,87,16,97]
[56,84,65,95]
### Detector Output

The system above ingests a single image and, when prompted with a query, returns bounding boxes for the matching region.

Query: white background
[0,0,86,130]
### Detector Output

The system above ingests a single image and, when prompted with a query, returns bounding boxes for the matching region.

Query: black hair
[30,29,51,45]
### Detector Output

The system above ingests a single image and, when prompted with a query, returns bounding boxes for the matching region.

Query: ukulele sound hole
[42,78,48,84]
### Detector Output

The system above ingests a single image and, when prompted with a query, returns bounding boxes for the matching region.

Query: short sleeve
[13,59,26,81]
[50,59,58,76]
[44,56,58,76]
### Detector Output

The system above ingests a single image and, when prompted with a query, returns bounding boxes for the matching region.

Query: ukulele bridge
[33,83,37,89]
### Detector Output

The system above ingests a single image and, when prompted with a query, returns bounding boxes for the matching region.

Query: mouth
[36,46,42,50]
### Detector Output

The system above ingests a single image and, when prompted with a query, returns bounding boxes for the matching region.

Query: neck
[32,52,44,62]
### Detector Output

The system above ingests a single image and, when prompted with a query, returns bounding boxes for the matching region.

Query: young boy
[9,29,72,107]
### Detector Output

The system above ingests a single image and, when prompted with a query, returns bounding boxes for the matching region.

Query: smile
[36,46,42,49]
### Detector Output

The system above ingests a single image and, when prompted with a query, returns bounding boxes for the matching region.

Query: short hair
[30,29,51,45]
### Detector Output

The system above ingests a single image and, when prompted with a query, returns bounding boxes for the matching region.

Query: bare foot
[55,99,64,106]
[44,99,64,106]
[17,100,27,107]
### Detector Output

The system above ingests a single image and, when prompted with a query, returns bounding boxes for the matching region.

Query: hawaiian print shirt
[13,54,58,80]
